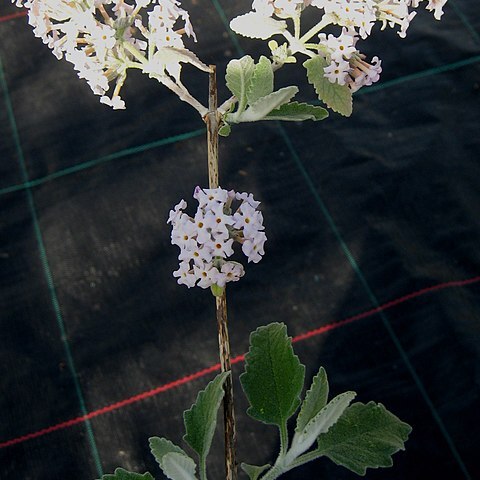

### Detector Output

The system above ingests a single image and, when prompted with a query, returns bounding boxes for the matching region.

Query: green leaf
[289,391,356,460]
[240,322,305,426]
[304,56,353,117]
[162,452,198,480]
[246,56,274,106]
[100,468,154,480]
[295,367,329,434]
[240,463,271,480]
[149,437,189,469]
[226,56,255,114]
[316,401,412,475]
[183,371,229,462]
[265,101,329,122]
[218,123,231,137]
[236,86,299,123]
[230,12,287,40]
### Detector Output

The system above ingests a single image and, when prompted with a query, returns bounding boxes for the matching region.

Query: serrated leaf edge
[295,366,329,434]
[183,371,229,460]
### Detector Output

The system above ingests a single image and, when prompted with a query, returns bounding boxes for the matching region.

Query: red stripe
[0,274,479,449]
[292,275,480,343]
[0,11,27,23]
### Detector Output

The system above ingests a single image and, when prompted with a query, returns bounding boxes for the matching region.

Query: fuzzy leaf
[236,87,298,123]
[316,402,412,475]
[149,437,188,469]
[100,468,154,480]
[240,463,271,480]
[265,101,329,122]
[162,452,198,480]
[240,322,305,426]
[247,56,274,106]
[296,367,329,434]
[183,372,229,462]
[290,391,356,459]
[226,56,255,114]
[304,56,353,117]
[230,12,287,40]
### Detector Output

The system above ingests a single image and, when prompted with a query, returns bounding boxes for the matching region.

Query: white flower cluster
[231,0,448,90]
[167,187,266,289]
[320,28,382,91]
[13,0,202,109]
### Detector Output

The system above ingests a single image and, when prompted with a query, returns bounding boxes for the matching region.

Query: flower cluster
[231,0,448,90]
[13,0,205,109]
[320,29,382,91]
[168,187,266,290]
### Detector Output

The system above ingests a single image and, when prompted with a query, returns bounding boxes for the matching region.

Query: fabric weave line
[0,55,104,478]
[1,274,478,450]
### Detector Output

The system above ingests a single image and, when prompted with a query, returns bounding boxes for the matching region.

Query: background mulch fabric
[0,1,479,479]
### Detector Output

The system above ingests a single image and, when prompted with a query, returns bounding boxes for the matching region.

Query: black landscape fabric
[1,1,479,479]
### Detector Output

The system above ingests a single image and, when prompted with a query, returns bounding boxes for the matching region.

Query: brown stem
[216,293,236,480]
[204,65,237,480]
[206,66,219,189]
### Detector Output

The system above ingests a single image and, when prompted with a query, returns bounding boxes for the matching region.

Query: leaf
[218,123,231,137]
[246,56,274,106]
[295,367,329,434]
[316,401,412,475]
[226,56,255,114]
[100,468,154,480]
[265,101,329,122]
[230,12,287,40]
[240,463,271,480]
[236,87,298,123]
[162,452,198,480]
[304,56,353,117]
[240,322,305,426]
[183,371,229,462]
[289,391,356,460]
[149,437,189,469]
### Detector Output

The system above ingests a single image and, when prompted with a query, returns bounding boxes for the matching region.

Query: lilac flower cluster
[167,187,266,289]
[231,0,448,91]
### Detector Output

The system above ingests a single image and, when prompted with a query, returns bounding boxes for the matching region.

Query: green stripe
[450,0,480,44]
[0,128,205,196]
[211,1,472,477]
[0,56,104,478]
[210,0,244,56]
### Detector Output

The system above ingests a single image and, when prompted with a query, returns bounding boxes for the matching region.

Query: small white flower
[173,261,197,288]
[167,199,187,224]
[193,263,218,288]
[324,60,350,85]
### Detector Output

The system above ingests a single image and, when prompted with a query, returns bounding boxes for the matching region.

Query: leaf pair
[240,323,412,477]
[221,56,327,135]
